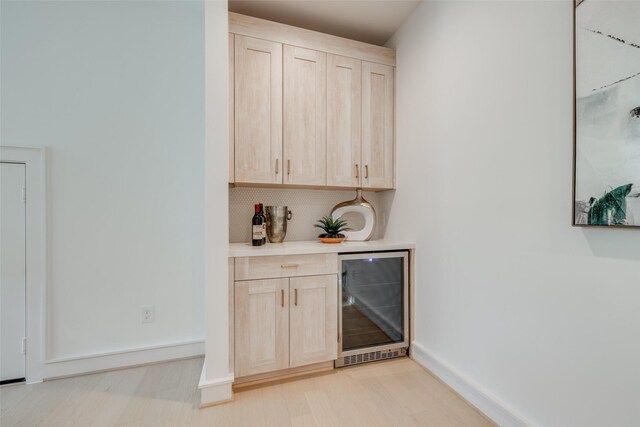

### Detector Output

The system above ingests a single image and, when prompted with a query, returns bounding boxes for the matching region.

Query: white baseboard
[411,342,532,427]
[43,339,204,380]
[198,365,233,407]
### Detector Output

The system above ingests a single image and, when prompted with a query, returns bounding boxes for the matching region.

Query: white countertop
[229,239,415,257]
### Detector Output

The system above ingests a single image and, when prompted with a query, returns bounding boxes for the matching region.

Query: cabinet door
[289,275,338,367]
[327,54,362,187]
[235,278,289,377]
[283,45,326,186]
[362,62,395,189]
[234,35,283,184]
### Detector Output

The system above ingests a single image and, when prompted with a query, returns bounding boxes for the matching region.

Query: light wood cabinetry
[229,12,395,67]
[362,61,395,189]
[233,35,282,184]
[235,253,337,281]
[283,45,327,186]
[289,275,338,367]
[233,255,338,380]
[327,54,362,188]
[327,57,395,190]
[229,14,396,190]
[234,278,289,377]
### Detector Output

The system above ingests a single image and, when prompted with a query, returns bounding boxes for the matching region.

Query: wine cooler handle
[337,276,342,344]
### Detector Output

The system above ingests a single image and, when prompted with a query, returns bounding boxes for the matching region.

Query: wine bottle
[259,201,266,244]
[252,204,263,246]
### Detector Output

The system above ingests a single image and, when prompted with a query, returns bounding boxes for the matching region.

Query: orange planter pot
[319,237,345,244]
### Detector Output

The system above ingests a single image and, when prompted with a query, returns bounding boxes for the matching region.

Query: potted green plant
[314,216,349,243]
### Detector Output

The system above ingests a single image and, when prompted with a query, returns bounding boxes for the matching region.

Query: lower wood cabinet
[234,274,337,378]
[289,275,337,368]
[234,278,289,377]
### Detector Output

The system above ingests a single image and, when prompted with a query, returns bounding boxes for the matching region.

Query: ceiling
[228,0,422,46]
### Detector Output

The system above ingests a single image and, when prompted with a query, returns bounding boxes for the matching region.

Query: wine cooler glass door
[340,252,408,354]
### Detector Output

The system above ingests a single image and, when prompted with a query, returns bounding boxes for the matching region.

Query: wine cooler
[336,251,409,367]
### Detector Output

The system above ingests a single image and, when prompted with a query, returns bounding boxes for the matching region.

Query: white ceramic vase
[330,189,376,241]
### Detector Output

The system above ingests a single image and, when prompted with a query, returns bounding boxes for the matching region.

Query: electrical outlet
[141,305,155,323]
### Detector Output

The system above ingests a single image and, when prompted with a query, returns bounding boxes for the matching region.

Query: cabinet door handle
[294,288,298,306]
[281,289,284,307]
[287,160,291,176]
[275,158,279,175]
[281,263,299,269]
[365,164,369,179]
[355,164,359,179]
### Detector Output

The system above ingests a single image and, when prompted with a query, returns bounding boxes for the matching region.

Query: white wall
[1,1,214,366]
[387,1,640,426]
[202,0,232,402]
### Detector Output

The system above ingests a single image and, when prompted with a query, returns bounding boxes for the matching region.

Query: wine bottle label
[252,225,263,238]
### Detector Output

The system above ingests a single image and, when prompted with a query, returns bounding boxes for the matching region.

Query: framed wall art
[573,0,640,227]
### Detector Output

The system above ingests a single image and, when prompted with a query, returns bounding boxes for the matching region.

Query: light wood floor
[0,357,495,427]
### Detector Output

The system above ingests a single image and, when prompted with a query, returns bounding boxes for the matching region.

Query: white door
[1,162,26,383]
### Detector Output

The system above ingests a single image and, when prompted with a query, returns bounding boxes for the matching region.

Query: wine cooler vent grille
[341,349,404,367]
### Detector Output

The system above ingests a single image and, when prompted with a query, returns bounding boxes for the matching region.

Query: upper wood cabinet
[327,54,362,188]
[229,13,395,190]
[362,62,395,190]
[234,35,282,185]
[283,45,327,186]
[327,57,395,190]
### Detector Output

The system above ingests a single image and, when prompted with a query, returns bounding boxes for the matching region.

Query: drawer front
[235,253,338,281]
